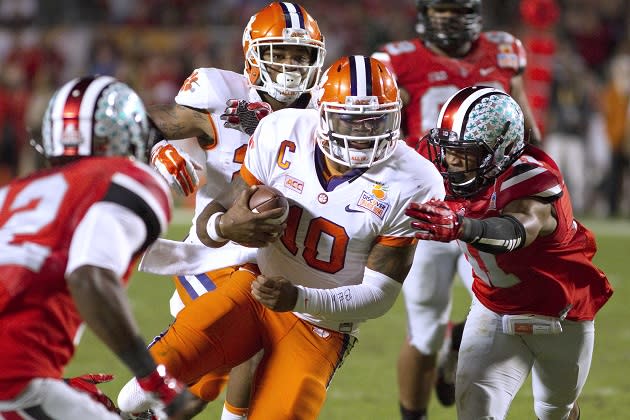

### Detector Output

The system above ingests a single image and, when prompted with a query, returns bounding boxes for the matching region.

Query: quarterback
[137,3,327,418]
[120,55,445,419]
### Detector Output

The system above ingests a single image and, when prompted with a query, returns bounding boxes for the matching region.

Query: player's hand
[136,366,205,420]
[64,373,119,413]
[251,275,298,312]
[220,99,272,136]
[150,140,201,196]
[220,186,287,247]
[405,199,464,242]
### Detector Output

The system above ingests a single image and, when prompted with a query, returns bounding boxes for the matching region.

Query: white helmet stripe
[279,2,304,29]
[77,76,116,155]
[350,55,368,97]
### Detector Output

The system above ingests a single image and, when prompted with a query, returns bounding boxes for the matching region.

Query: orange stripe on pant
[151,267,356,419]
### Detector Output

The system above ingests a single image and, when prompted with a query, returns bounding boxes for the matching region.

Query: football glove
[220,99,272,135]
[405,199,464,242]
[150,140,200,196]
[64,373,119,413]
[136,365,189,419]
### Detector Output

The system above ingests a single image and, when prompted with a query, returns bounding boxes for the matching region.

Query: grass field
[65,217,629,419]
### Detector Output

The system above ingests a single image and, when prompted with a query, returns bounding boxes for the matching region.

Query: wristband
[206,211,228,243]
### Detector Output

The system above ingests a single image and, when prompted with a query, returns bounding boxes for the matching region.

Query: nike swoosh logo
[345,204,364,213]
[480,67,495,76]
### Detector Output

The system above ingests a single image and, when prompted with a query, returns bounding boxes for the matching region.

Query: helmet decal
[279,2,306,28]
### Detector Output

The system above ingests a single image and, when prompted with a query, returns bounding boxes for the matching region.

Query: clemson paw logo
[180,70,200,92]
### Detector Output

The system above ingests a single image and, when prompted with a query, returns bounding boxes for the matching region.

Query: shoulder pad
[482,31,526,73]
[175,68,249,111]
[496,155,562,208]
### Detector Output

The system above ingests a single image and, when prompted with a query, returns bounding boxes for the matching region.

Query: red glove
[136,365,186,417]
[64,373,119,413]
[220,99,272,135]
[405,199,464,242]
[150,140,200,196]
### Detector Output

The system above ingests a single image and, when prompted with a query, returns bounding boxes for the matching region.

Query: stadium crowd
[0,0,629,217]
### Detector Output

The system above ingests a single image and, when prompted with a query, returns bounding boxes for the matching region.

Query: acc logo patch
[285,174,304,194]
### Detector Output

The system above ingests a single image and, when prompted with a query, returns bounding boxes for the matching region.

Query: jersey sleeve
[175,68,248,112]
[377,149,446,245]
[66,163,172,279]
[240,113,282,186]
[65,202,146,278]
[496,155,563,209]
[484,31,527,74]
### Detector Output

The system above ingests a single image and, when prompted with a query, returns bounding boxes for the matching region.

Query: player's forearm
[293,267,402,320]
[67,266,155,377]
[148,103,207,140]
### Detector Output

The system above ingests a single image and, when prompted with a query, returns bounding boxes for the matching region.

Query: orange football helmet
[242,2,325,103]
[317,55,402,168]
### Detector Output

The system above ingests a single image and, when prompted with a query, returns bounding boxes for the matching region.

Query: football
[248,185,289,223]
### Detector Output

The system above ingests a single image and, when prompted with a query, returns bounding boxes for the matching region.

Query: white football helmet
[426,86,525,196]
[42,75,150,163]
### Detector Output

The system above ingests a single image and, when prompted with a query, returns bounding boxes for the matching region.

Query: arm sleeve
[460,214,527,254]
[292,267,402,321]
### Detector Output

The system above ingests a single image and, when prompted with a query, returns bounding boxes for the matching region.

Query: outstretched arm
[406,198,557,253]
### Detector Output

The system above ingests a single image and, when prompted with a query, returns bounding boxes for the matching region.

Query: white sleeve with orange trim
[175,67,251,112]
[240,113,280,185]
[376,144,445,244]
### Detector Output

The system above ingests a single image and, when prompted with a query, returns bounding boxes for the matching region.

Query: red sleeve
[495,150,563,209]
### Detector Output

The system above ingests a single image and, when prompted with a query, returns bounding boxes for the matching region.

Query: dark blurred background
[0,0,628,217]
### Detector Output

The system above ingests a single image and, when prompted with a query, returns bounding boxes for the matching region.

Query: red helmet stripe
[437,86,474,131]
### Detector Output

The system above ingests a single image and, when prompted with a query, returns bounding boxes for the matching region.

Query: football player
[117,55,445,419]
[0,76,204,419]
[406,86,612,420]
[371,1,542,417]
[135,2,326,419]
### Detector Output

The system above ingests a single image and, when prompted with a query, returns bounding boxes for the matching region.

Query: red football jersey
[448,146,612,321]
[376,31,526,141]
[0,157,171,398]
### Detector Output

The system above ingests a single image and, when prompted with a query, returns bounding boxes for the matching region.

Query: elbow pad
[293,268,402,320]
[460,215,527,254]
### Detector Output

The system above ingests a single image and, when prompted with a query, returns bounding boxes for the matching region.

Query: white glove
[150,140,200,196]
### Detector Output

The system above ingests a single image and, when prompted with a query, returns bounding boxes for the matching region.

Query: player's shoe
[121,410,157,420]
[435,323,457,406]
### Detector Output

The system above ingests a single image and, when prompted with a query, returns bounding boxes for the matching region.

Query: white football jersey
[242,108,445,334]
[143,68,316,276]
